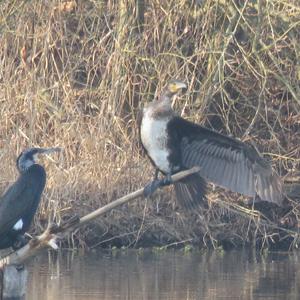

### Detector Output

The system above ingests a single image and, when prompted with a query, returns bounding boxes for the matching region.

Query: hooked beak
[174,81,187,91]
[168,80,187,107]
[168,80,187,94]
[38,147,62,155]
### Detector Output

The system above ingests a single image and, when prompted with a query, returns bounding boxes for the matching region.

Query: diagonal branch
[0,167,201,269]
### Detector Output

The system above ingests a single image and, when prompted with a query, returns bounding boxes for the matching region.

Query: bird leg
[143,169,174,197]
[160,163,177,187]
[143,169,162,197]
[161,172,173,186]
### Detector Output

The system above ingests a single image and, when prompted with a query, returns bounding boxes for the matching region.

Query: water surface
[26,250,300,300]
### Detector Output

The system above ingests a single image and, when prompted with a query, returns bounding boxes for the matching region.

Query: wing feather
[174,173,207,209]
[0,176,29,236]
[167,117,283,204]
[0,165,46,237]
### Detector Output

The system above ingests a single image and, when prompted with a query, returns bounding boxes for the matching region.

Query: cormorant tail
[174,173,207,210]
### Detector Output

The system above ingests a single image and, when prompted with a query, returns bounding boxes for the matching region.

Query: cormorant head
[163,79,187,98]
[16,147,61,173]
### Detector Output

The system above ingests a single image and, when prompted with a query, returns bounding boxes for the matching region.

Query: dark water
[26,250,300,300]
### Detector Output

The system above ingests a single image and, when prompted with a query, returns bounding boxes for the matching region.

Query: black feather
[174,173,207,209]
[167,117,283,204]
[0,165,46,249]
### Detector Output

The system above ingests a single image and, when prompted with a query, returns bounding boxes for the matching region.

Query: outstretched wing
[168,117,283,204]
[0,166,46,236]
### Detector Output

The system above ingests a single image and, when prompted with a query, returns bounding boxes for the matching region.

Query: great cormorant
[0,147,61,249]
[140,80,283,208]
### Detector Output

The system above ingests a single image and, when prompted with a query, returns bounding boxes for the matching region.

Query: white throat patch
[18,152,38,172]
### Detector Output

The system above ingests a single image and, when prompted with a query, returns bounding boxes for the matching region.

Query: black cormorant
[0,147,61,249]
[140,80,283,208]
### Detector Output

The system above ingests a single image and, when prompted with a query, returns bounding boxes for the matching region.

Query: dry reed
[0,0,299,250]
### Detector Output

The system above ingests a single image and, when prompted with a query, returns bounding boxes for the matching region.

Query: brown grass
[0,0,299,250]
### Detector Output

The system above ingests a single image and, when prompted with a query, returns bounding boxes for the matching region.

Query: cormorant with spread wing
[0,147,61,249]
[140,80,283,208]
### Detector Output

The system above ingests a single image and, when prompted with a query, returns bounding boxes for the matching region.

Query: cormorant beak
[168,80,187,94]
[38,147,62,156]
[175,81,187,91]
[34,147,62,163]
[166,80,187,107]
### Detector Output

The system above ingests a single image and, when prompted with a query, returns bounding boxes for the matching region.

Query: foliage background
[0,0,299,249]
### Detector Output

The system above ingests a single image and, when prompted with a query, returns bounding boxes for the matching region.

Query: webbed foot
[161,174,173,186]
[143,179,163,197]
[143,174,173,197]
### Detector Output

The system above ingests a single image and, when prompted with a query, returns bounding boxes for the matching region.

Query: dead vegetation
[0,0,299,250]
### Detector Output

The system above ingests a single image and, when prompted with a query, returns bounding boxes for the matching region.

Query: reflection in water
[26,250,300,300]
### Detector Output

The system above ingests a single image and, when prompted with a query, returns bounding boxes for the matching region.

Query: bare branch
[0,167,201,268]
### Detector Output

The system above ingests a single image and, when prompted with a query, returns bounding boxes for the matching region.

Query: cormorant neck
[159,89,176,102]
[145,89,176,118]
[153,89,175,111]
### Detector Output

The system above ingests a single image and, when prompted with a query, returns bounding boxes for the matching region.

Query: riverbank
[0,0,299,251]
